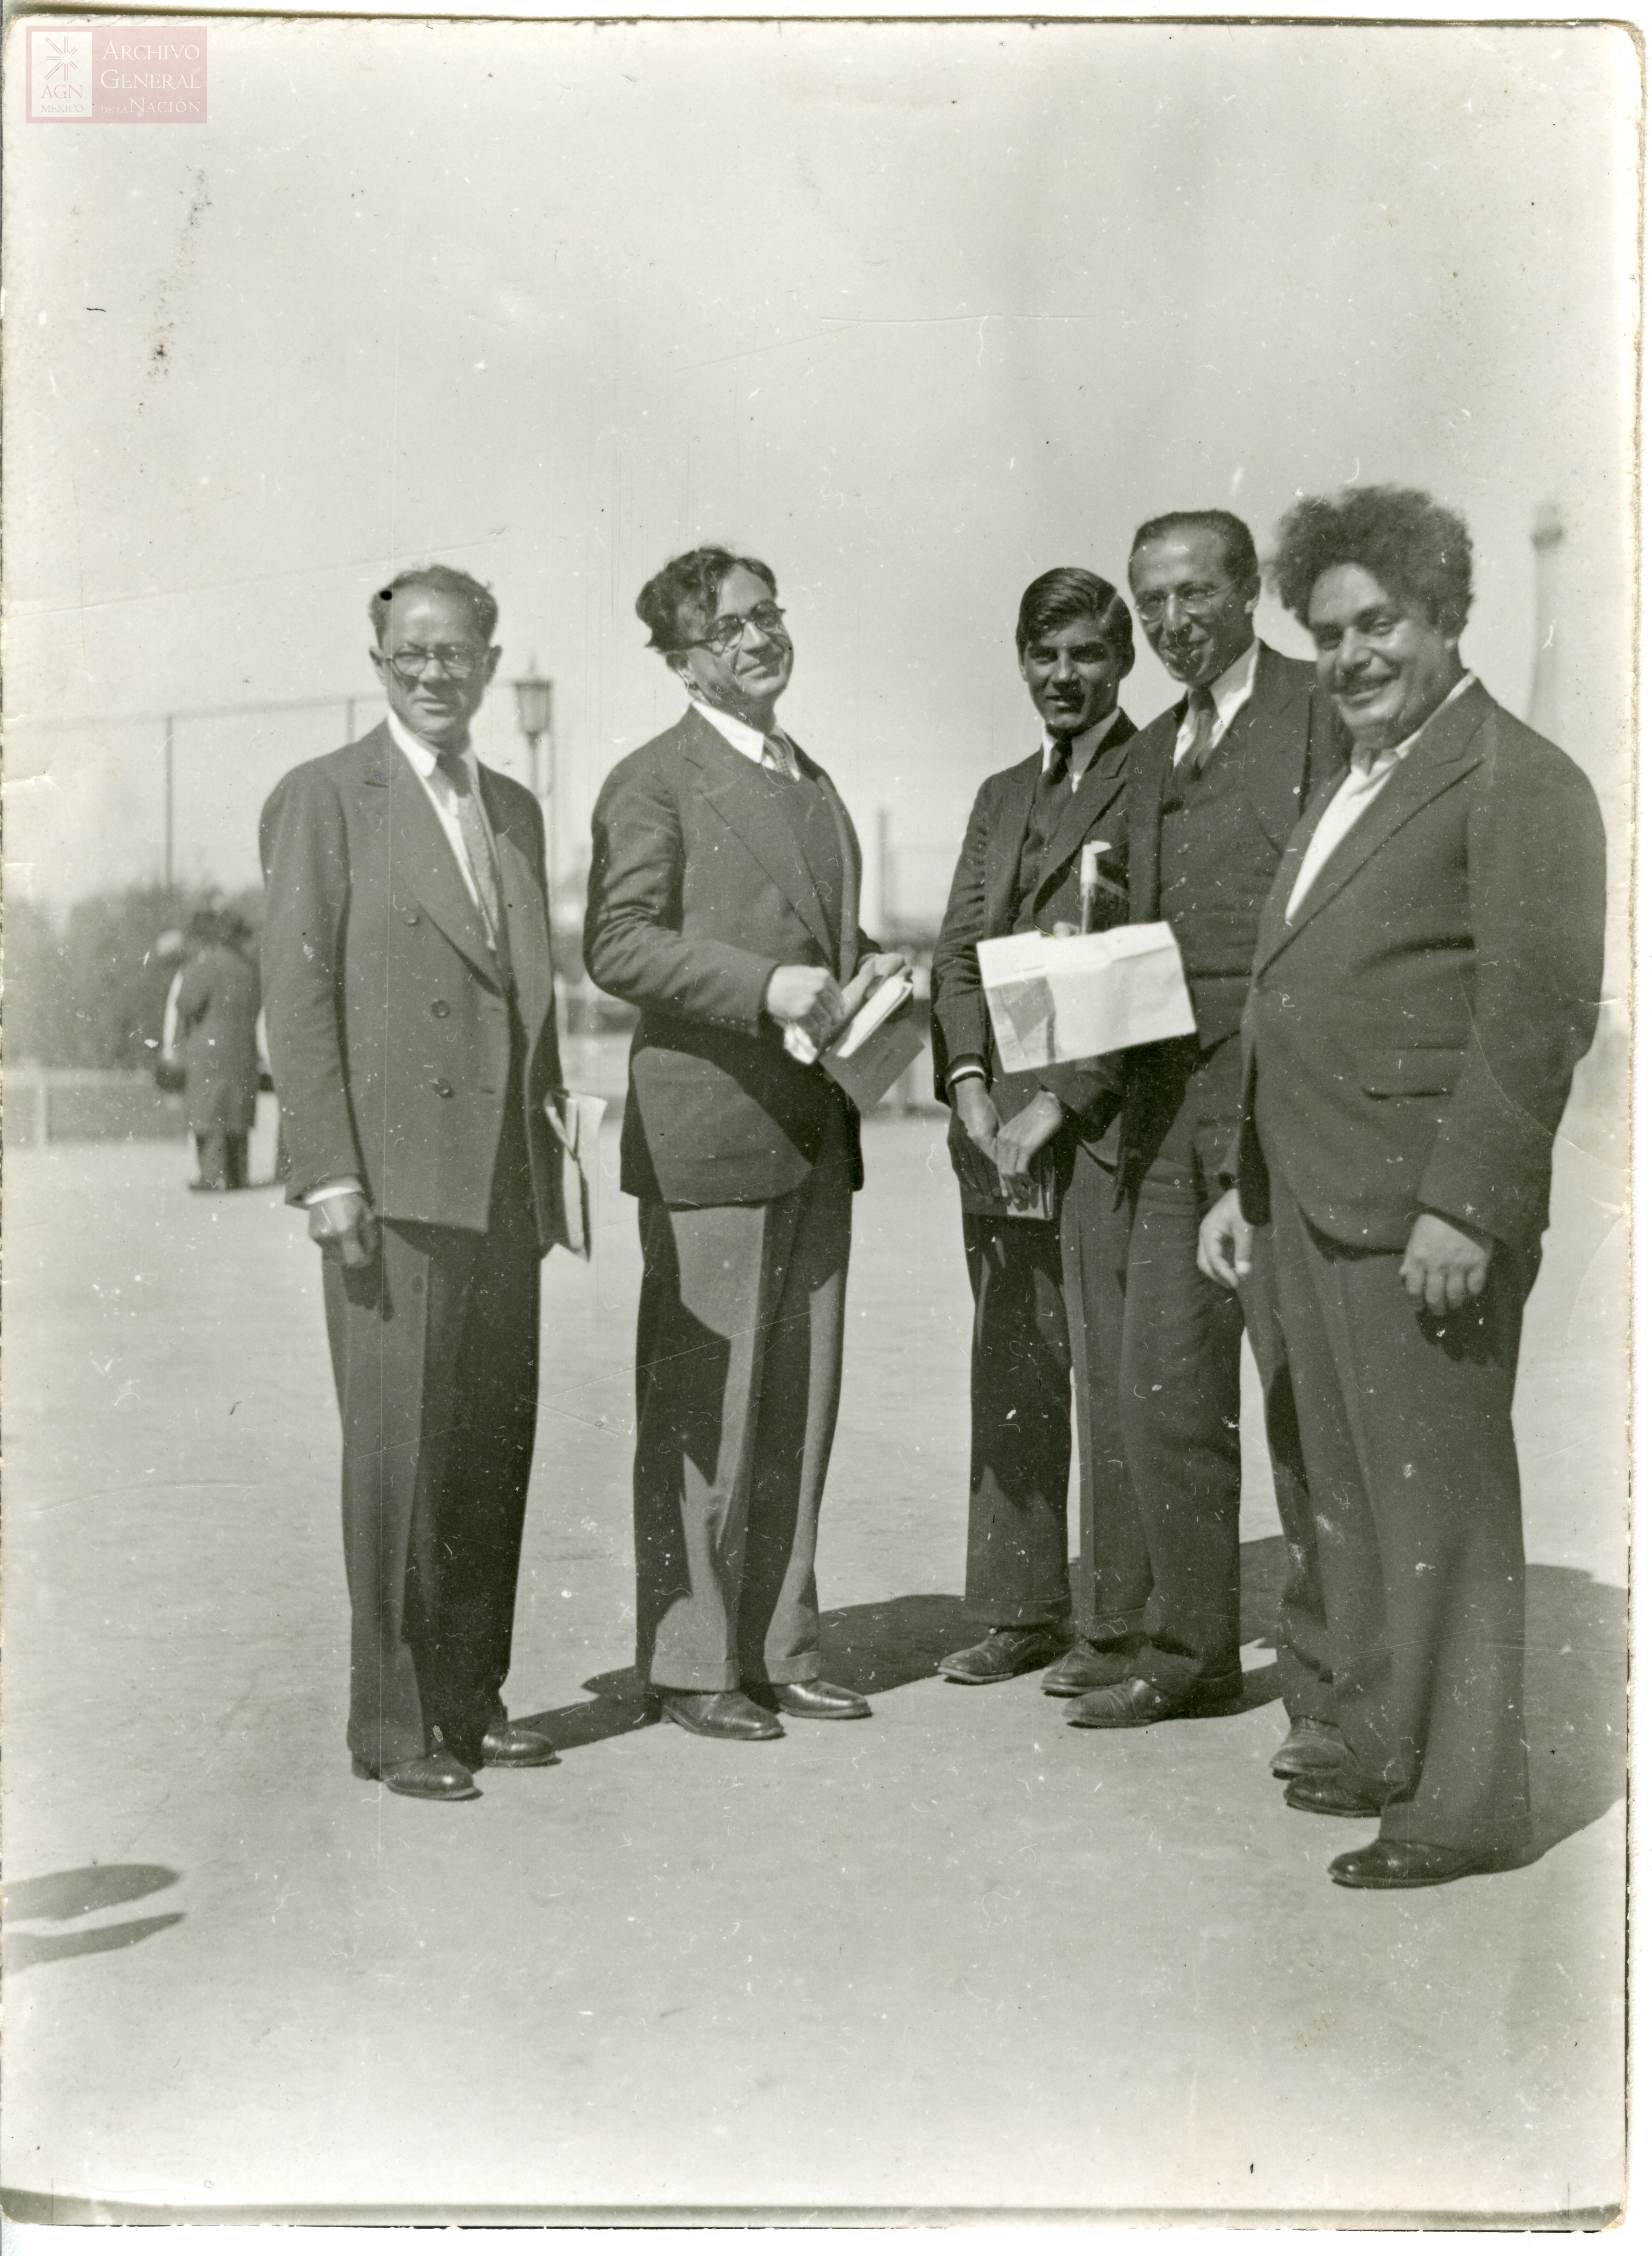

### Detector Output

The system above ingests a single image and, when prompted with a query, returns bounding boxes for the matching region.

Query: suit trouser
[1117,1040,1313,1704]
[1266,1184,1535,1857]
[195,1130,248,1190]
[960,1145,1151,1639]
[323,1086,541,1769]
[633,1102,852,1691]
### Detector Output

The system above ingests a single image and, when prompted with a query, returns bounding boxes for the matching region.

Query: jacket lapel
[680,708,836,961]
[1254,679,1493,973]
[808,757,864,981]
[983,752,1043,937]
[479,766,555,1036]
[1225,643,1313,851]
[374,727,501,986]
[1126,713,1178,921]
[1034,711,1137,897]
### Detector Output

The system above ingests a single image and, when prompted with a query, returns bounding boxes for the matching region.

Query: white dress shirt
[1173,638,1259,766]
[1285,672,1477,923]
[1042,704,1129,790]
[690,695,800,781]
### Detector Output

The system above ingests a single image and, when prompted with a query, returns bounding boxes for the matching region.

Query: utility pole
[1529,501,1564,743]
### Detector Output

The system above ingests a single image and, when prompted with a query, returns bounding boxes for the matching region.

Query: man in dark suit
[1066,512,1341,1739]
[261,565,566,1801]
[173,908,261,1191]
[584,547,905,1742]
[929,568,1152,1694]
[1201,486,1605,1886]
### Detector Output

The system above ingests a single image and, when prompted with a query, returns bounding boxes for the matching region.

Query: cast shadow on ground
[3,1863,184,1972]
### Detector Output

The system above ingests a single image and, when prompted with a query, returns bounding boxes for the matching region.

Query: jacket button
[431,1000,450,1018]
[401,907,419,925]
[432,1079,453,1098]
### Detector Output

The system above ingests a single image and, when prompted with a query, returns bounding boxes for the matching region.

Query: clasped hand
[952,1080,1064,1208]
[308,1188,380,1270]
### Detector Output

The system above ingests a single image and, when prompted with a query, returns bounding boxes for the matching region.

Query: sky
[3,15,1638,935]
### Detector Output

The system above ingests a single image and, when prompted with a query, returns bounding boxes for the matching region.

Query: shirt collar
[1198,637,1260,731]
[1041,705,1126,776]
[689,694,790,766]
[1353,669,1478,774]
[387,705,473,780]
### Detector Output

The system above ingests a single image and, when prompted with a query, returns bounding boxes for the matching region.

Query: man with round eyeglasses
[585,545,906,1742]
[261,563,567,1802]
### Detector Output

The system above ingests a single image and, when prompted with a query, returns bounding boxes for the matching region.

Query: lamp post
[513,663,556,934]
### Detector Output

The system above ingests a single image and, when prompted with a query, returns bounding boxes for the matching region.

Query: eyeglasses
[382,643,488,683]
[677,603,789,659]
[1133,588,1233,624]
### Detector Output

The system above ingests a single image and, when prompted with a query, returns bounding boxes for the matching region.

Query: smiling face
[1306,562,1464,754]
[1018,613,1128,739]
[668,565,794,728]
[370,585,500,751]
[1128,527,1258,689]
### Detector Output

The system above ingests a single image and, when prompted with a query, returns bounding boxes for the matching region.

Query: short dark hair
[635,547,778,654]
[1129,509,1260,591]
[1269,486,1474,640]
[1015,567,1134,672]
[369,565,499,649]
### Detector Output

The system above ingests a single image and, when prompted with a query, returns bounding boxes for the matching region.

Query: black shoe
[1271,1718,1355,1779]
[1329,1839,1516,1889]
[1066,1675,1242,1728]
[351,1746,479,1801]
[445,1717,560,1769]
[1283,1768,1388,1819]
[749,1678,871,1720]
[937,1625,1065,1685]
[651,1690,785,1741]
[1042,1638,1139,1698]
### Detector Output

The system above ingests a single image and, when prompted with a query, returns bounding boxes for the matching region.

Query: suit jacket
[1237,678,1606,1252]
[174,943,261,1136]
[259,722,564,1246]
[929,711,1137,1151]
[583,703,879,1208]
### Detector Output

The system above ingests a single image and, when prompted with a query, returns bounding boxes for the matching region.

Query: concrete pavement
[1,1096,1626,2220]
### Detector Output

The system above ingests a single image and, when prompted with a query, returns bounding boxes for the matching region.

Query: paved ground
[1,1085,1627,2222]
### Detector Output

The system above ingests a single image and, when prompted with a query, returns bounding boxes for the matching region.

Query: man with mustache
[261,565,565,1800]
[1064,512,1342,1742]
[585,547,905,1741]
[1200,486,1605,1886]
[929,567,1152,1694]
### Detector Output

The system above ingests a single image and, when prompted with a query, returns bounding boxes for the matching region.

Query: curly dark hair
[635,547,779,654]
[1129,509,1260,591]
[368,564,499,648]
[1270,486,1474,640]
[1015,567,1135,672]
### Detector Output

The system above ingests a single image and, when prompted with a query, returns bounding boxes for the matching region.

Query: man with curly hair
[1200,486,1606,1887]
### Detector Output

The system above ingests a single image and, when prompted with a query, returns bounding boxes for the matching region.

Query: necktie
[436,751,514,988]
[762,731,799,782]
[1179,686,1219,776]
[1034,733,1072,838]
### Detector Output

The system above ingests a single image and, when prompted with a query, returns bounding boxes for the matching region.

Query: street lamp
[513,665,556,920]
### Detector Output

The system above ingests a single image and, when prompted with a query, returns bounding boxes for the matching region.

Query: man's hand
[950,1079,1003,1200]
[1401,1212,1493,1315]
[1197,1187,1253,1291]
[764,965,845,1049]
[993,1089,1066,1206]
[308,1189,380,1270]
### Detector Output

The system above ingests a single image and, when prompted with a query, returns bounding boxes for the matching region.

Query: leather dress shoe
[1329,1839,1515,1890]
[477,1720,560,1768]
[1066,1675,1241,1728]
[749,1678,871,1720]
[351,1744,480,1802]
[652,1689,785,1741]
[1271,1718,1355,1779]
[1042,1638,1139,1698]
[1283,1768,1389,1819]
[937,1625,1065,1685]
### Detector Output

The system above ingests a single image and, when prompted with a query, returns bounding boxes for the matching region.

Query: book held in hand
[545,1088,607,1260]
[819,970,926,1112]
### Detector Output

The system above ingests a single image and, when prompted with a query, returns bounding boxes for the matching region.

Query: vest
[765,765,845,968]
[1158,743,1284,1047]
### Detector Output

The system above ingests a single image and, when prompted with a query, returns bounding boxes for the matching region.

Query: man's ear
[1242,579,1262,617]
[1119,645,1136,679]
[664,650,692,688]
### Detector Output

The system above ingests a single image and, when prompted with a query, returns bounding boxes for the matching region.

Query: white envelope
[977,921,1197,1070]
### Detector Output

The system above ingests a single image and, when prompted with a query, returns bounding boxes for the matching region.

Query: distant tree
[9,886,206,1069]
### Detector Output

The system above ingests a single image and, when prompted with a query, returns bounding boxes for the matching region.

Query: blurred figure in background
[173,908,261,1192]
